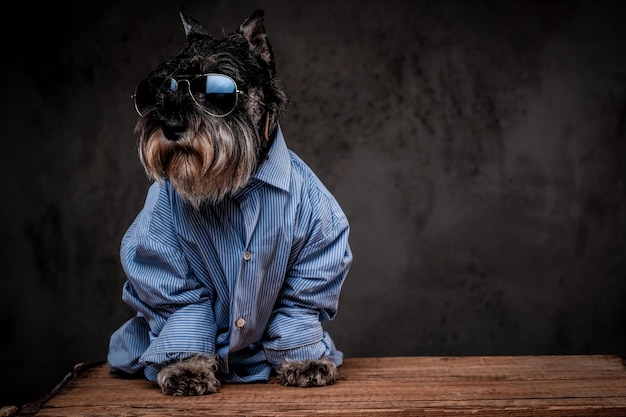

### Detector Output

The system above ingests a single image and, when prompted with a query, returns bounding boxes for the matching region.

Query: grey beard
[139,118,262,209]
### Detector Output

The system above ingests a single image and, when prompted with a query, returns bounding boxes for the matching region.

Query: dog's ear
[180,11,210,43]
[238,10,273,66]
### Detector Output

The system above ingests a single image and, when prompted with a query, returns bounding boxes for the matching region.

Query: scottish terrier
[107,10,353,396]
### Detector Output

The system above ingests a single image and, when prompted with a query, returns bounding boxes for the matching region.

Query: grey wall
[2,0,625,408]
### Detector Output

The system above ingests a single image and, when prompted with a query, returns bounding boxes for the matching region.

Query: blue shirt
[107,127,352,383]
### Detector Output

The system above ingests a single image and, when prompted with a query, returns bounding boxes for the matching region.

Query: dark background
[2,0,625,408]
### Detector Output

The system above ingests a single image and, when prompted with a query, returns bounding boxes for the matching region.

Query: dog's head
[132,10,288,207]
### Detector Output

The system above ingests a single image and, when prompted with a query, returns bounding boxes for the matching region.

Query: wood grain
[22,355,626,416]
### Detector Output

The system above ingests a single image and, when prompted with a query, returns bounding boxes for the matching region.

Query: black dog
[107,10,353,396]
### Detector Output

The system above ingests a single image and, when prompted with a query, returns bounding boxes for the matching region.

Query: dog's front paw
[156,354,220,396]
[276,358,338,387]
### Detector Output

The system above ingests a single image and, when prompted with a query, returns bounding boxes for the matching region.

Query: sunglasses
[132,73,264,117]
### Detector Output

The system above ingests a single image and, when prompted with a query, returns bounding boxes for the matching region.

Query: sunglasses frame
[132,73,264,117]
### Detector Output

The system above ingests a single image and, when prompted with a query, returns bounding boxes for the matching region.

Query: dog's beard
[137,115,261,208]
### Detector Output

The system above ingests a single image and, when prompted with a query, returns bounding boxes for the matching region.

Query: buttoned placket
[229,190,260,352]
[234,249,251,332]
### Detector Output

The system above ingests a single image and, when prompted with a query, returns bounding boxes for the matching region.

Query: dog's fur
[136,10,288,209]
[132,10,339,395]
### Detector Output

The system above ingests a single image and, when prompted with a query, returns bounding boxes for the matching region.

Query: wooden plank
[21,355,626,417]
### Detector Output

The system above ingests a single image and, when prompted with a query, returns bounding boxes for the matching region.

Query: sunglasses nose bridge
[175,79,199,106]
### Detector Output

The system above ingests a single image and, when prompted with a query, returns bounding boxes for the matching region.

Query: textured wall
[2,0,625,408]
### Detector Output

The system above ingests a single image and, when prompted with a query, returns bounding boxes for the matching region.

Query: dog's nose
[162,122,186,142]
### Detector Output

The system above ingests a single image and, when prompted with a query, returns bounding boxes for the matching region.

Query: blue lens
[204,74,236,94]
[191,74,237,115]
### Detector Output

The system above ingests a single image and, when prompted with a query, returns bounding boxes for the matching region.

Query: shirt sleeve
[119,182,217,376]
[263,183,352,366]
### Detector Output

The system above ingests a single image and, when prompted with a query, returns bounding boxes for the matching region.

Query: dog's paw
[276,358,338,387]
[156,354,220,396]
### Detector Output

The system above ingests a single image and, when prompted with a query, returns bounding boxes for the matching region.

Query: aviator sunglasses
[132,73,264,117]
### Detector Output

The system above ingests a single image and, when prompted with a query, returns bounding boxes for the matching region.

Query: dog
[107,10,353,396]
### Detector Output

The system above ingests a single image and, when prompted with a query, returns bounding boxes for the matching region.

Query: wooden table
[14,355,626,416]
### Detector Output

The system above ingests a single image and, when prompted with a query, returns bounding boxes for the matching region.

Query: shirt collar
[251,125,291,192]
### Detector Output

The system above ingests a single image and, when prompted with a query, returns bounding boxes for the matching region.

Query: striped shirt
[107,127,353,383]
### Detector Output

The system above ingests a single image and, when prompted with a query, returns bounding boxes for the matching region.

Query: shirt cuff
[264,331,342,367]
[138,303,217,368]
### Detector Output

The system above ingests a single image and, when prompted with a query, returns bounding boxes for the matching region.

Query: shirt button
[235,318,246,328]
[243,250,251,261]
